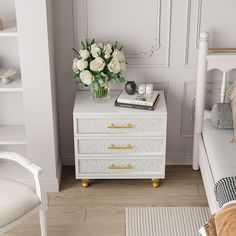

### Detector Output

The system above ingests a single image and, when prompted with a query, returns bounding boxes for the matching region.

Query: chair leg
[39,209,47,236]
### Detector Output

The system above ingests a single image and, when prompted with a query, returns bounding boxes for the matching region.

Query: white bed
[202,119,236,182]
[193,32,236,213]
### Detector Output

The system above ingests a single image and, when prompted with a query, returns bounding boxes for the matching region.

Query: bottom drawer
[77,158,164,174]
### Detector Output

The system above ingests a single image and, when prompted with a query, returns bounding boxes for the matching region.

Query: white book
[117,90,159,106]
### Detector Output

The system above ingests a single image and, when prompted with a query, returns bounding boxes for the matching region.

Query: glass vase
[90,79,110,102]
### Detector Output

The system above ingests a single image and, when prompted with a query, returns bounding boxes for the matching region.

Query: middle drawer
[75,137,165,155]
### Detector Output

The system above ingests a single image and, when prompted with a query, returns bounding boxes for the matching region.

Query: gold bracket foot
[82,179,89,188]
[151,179,160,188]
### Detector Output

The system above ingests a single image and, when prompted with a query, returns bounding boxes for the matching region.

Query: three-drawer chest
[73,90,167,187]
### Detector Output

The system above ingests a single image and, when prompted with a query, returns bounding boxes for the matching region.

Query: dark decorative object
[125,81,136,95]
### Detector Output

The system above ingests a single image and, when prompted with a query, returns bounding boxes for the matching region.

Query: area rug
[126,207,210,236]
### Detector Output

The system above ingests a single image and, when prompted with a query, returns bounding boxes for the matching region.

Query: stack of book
[115,90,160,110]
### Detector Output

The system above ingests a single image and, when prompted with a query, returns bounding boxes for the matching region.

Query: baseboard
[42,178,60,192]
[18,158,63,193]
[18,177,60,192]
[166,152,192,165]
[56,155,63,189]
[62,152,193,166]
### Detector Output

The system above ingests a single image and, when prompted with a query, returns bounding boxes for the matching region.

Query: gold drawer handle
[108,164,134,170]
[108,144,133,150]
[108,123,133,129]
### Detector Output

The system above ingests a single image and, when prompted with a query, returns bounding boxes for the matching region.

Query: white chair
[0,152,47,236]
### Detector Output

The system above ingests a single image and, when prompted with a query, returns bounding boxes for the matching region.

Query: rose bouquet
[72,39,126,100]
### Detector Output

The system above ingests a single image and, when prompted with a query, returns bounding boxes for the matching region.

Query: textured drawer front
[76,138,165,155]
[77,159,164,174]
[75,117,166,135]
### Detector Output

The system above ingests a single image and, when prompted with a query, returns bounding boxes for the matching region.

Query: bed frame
[192,32,236,213]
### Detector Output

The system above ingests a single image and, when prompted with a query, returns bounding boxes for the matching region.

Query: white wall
[0,0,61,192]
[54,0,236,165]
[53,0,77,165]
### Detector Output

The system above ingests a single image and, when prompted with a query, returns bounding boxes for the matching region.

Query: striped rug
[126,207,210,236]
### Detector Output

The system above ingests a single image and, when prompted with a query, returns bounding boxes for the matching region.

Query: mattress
[202,119,236,182]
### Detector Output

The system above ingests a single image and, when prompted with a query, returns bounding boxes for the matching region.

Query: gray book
[116,90,160,106]
[115,93,160,111]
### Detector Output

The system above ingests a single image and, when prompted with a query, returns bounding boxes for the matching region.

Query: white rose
[80,70,94,86]
[104,43,112,54]
[97,43,104,49]
[79,49,90,59]
[72,57,80,72]
[91,43,101,58]
[77,59,88,71]
[112,49,125,62]
[120,62,126,71]
[120,51,125,62]
[90,57,106,72]
[91,43,98,50]
[108,59,121,74]
[104,53,111,59]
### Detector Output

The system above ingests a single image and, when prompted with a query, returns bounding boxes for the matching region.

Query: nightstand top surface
[73,90,167,116]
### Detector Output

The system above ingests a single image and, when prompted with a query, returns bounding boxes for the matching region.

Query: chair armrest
[0,151,41,174]
[0,151,47,211]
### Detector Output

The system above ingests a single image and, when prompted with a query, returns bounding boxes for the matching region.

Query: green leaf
[81,41,85,49]
[86,39,90,49]
[98,79,105,87]
[72,48,80,55]
[101,72,106,78]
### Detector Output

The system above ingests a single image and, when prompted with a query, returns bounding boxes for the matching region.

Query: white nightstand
[73,90,167,188]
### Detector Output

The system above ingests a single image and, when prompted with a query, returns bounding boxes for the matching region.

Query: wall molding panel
[185,0,236,66]
[181,81,195,138]
[184,0,204,66]
[184,0,201,67]
[54,1,236,166]
[195,0,203,50]
[73,0,172,67]
[184,0,192,67]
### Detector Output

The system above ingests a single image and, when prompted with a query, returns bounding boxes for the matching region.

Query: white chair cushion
[0,178,41,228]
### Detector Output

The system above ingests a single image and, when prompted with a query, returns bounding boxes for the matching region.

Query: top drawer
[74,117,166,135]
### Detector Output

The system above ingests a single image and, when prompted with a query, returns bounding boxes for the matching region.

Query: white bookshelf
[0,0,61,192]
[0,125,27,145]
[0,1,24,149]
[0,77,22,92]
[0,22,17,37]
[0,6,25,147]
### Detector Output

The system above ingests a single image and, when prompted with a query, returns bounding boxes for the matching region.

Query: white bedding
[202,119,236,183]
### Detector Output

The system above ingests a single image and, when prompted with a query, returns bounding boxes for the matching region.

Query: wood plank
[3,166,208,236]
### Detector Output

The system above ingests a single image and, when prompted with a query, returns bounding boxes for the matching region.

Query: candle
[138,84,146,95]
[146,83,153,95]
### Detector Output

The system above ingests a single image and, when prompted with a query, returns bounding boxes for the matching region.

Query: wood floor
[3,166,208,236]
